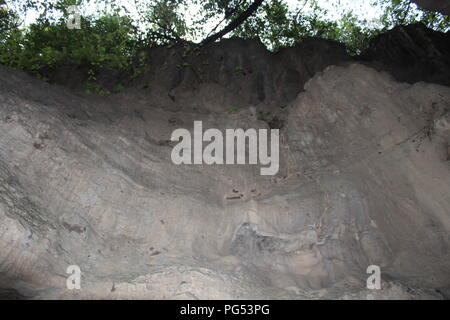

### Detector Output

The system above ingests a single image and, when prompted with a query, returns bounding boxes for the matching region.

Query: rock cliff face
[413,0,450,15]
[47,37,353,110]
[0,28,449,299]
[360,24,450,87]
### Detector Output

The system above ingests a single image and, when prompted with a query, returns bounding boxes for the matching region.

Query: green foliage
[374,0,450,31]
[177,62,190,68]
[221,0,376,53]
[85,81,110,95]
[234,65,245,74]
[1,13,138,74]
[226,0,449,54]
[111,83,124,93]
[0,5,24,67]
[226,106,240,114]
[0,4,19,35]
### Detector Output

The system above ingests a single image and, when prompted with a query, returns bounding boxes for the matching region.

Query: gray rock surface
[0,58,449,299]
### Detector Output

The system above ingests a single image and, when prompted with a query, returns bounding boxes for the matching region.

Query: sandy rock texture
[0,37,449,299]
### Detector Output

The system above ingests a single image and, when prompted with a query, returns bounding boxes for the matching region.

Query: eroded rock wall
[360,24,450,87]
[1,56,449,299]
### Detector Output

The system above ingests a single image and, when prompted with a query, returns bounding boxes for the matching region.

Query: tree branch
[200,0,265,46]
